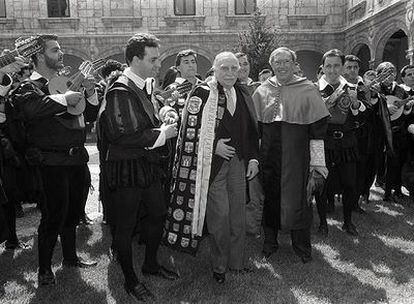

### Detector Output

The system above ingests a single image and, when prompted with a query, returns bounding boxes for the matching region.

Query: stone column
[406,0,414,64]
[369,59,376,70]
[406,48,414,65]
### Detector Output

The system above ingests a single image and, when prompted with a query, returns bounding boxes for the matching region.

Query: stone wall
[0,0,410,80]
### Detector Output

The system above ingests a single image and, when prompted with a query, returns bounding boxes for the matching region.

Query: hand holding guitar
[64,90,84,106]
[0,53,27,76]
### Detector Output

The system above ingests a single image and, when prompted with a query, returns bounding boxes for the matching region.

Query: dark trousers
[2,198,18,245]
[38,165,86,273]
[111,181,166,287]
[325,161,358,224]
[385,133,407,196]
[2,163,20,245]
[263,226,311,258]
[80,165,91,221]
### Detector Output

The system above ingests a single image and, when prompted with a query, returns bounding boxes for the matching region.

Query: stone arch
[374,20,409,63]
[159,46,214,82]
[295,50,324,81]
[351,43,371,75]
[346,33,373,58]
[62,47,89,61]
[98,46,125,61]
[381,29,409,78]
[160,45,214,64]
[290,42,325,55]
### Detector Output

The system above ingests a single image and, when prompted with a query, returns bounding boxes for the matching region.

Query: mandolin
[48,58,105,115]
[154,80,193,106]
[0,36,42,69]
[386,95,414,121]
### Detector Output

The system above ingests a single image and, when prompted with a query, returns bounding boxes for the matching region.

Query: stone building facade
[0,0,412,81]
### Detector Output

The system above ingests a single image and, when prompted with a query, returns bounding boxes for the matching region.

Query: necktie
[225,88,235,116]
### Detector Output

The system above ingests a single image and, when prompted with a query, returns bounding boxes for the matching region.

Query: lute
[154,80,193,106]
[48,58,105,115]
[386,95,414,121]
[0,36,42,69]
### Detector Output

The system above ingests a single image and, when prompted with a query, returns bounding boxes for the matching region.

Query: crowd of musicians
[1,33,414,302]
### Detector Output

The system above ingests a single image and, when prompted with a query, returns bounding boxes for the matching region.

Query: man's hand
[65,90,84,106]
[310,165,328,179]
[246,160,259,180]
[0,53,27,76]
[388,103,399,115]
[215,138,235,160]
[348,88,360,109]
[161,122,178,139]
[82,74,96,97]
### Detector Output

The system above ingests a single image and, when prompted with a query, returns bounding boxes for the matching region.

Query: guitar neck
[0,50,20,69]
[395,97,413,108]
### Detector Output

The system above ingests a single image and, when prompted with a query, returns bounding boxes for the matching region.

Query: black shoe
[38,270,56,286]
[62,257,98,268]
[317,224,328,237]
[142,265,179,280]
[124,282,154,302]
[262,242,279,259]
[301,256,313,264]
[213,272,225,284]
[5,241,32,251]
[342,223,358,236]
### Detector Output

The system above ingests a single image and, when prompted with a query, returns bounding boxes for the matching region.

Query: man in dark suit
[164,52,259,284]
[103,33,179,302]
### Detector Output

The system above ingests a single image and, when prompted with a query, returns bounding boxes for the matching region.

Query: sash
[192,78,219,235]
[163,78,225,255]
[319,77,351,125]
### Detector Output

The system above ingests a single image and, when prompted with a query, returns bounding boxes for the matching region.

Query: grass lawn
[1,166,414,303]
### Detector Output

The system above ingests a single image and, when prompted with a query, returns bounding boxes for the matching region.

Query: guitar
[48,58,105,115]
[386,95,414,121]
[154,80,193,106]
[0,36,42,69]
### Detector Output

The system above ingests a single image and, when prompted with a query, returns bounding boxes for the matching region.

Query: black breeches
[38,165,86,272]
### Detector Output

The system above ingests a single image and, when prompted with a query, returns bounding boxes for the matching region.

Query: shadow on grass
[28,267,107,304]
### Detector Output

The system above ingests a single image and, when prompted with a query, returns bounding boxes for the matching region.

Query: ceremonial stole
[163,78,226,255]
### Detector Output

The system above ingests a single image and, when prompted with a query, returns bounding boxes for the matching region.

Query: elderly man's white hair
[213,51,239,69]
[269,47,297,65]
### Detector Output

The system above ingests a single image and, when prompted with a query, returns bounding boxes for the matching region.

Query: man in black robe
[253,47,329,262]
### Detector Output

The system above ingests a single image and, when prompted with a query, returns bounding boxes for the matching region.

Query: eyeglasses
[272,60,293,67]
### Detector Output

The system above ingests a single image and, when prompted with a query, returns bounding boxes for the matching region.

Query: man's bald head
[213,52,239,69]
[213,52,240,89]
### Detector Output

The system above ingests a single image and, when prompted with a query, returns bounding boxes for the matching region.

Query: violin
[48,58,105,115]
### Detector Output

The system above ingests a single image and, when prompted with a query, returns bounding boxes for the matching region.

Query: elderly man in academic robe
[252,47,329,263]
[164,52,259,284]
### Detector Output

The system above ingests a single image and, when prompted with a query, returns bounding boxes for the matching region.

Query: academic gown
[253,77,329,230]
